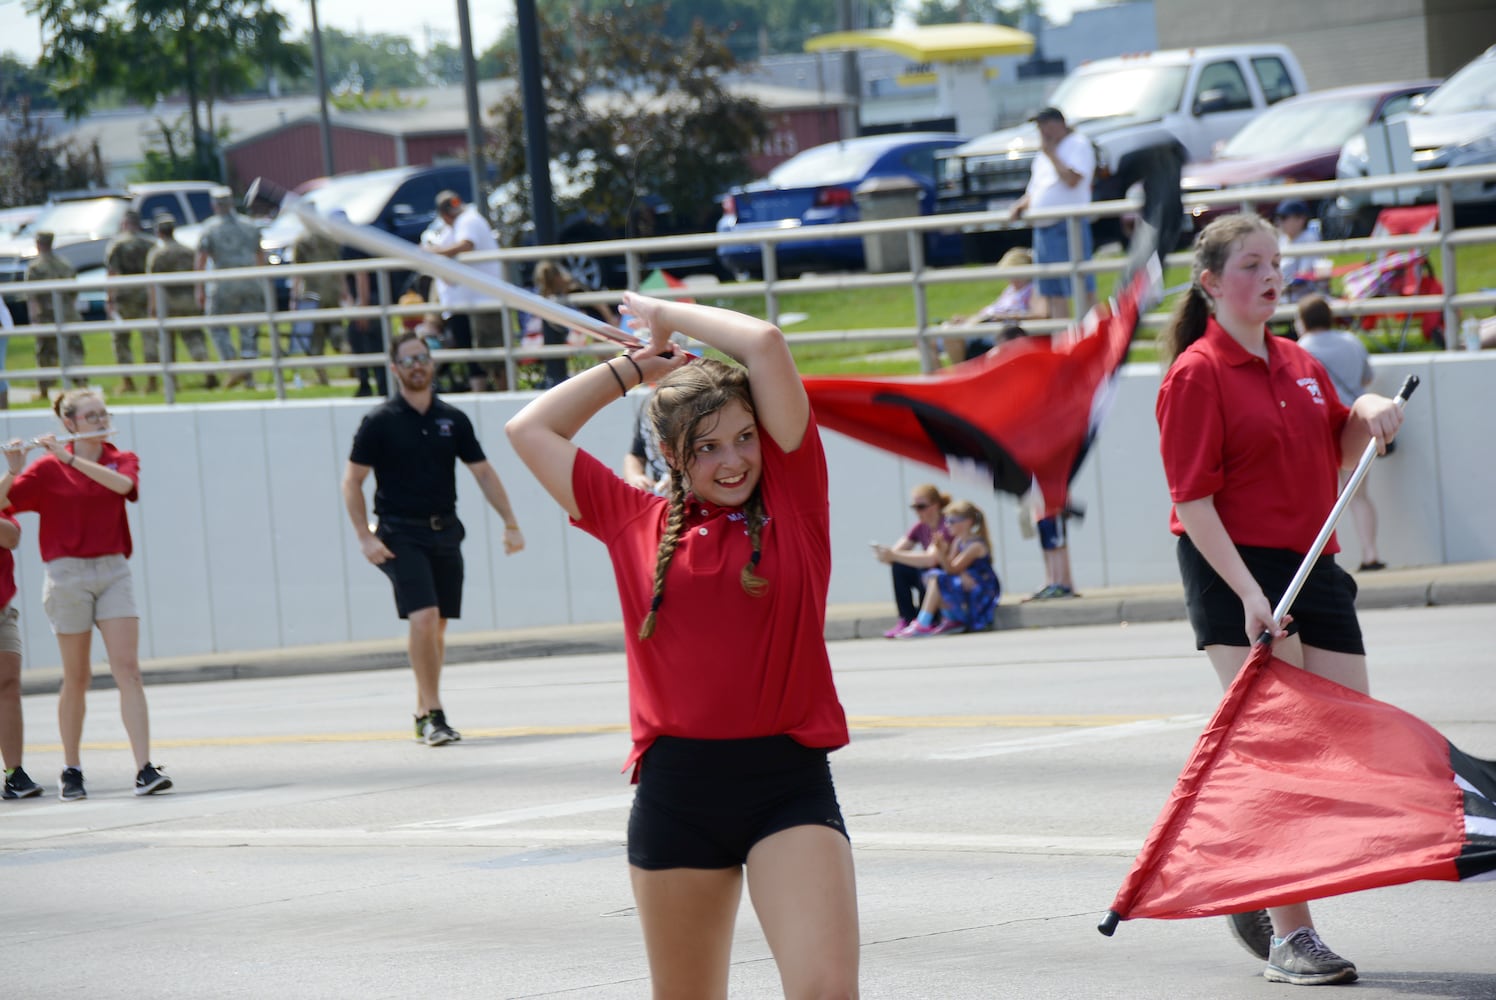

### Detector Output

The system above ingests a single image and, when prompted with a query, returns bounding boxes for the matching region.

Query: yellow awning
[805,23,1034,63]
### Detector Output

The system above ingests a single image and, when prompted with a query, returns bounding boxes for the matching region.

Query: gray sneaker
[1265,927,1358,985]
[1227,909,1273,960]
[418,709,461,746]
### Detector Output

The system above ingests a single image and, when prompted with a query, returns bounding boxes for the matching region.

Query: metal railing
[4,162,1495,400]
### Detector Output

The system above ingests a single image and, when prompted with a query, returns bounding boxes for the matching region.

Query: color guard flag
[802,259,1160,516]
[1100,642,1496,934]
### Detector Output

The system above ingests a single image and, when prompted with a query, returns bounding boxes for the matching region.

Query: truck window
[1251,57,1299,105]
[137,193,182,224]
[186,191,214,221]
[1194,61,1253,114]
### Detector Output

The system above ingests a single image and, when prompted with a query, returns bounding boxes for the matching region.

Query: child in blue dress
[895,500,1001,636]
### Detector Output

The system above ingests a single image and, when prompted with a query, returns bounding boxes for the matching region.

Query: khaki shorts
[0,605,20,655]
[42,555,138,635]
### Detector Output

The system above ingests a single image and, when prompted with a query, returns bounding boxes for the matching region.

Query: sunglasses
[394,353,433,369]
[910,502,934,511]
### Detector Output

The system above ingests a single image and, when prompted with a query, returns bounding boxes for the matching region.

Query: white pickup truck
[935,44,1309,255]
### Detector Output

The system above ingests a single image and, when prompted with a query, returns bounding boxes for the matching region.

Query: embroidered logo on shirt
[1297,377,1326,405]
[434,418,455,437]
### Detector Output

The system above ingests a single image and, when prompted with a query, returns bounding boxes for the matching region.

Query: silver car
[1331,45,1496,237]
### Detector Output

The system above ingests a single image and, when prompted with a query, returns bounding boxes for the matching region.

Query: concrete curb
[20,563,1495,696]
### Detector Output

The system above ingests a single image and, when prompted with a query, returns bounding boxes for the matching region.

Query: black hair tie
[750,549,762,566]
[650,594,663,612]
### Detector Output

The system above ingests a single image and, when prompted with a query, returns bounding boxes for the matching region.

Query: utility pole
[455,0,489,220]
[514,0,556,245]
[309,0,335,177]
[837,0,861,139]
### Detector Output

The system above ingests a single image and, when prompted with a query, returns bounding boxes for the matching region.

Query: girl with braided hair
[508,292,858,999]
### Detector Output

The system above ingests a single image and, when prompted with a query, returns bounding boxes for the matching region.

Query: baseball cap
[1275,198,1311,219]
[1032,106,1066,125]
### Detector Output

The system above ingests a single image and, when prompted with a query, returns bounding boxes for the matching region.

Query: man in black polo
[341,331,525,745]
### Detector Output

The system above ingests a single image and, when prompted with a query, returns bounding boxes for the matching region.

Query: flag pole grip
[1261,374,1420,638]
[1097,910,1121,936]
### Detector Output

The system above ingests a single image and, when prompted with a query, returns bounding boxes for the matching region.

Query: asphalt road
[3,605,1494,999]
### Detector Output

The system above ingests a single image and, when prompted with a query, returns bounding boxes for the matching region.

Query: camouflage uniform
[145,237,209,364]
[290,229,345,366]
[25,251,86,376]
[104,230,159,364]
[197,211,265,360]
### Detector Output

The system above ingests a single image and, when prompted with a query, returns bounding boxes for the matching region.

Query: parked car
[259,164,472,307]
[0,204,43,238]
[936,45,1308,256]
[716,132,966,279]
[1182,81,1439,230]
[0,181,220,324]
[1332,45,1496,237]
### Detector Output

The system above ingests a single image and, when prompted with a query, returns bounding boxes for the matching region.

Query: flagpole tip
[1098,910,1121,936]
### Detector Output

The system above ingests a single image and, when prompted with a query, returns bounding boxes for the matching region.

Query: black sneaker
[419,708,461,746]
[1264,927,1358,985]
[134,763,173,796]
[59,767,86,801]
[3,766,43,799]
[1227,909,1273,961]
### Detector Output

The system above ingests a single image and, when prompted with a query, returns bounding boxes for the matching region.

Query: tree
[0,53,56,110]
[486,4,769,242]
[0,97,105,207]
[27,0,307,180]
[913,0,1022,27]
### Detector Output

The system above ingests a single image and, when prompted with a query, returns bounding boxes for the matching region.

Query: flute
[1,429,113,454]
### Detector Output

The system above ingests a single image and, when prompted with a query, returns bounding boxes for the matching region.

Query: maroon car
[1181,81,1439,229]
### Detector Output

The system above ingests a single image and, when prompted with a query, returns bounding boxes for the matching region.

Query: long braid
[638,467,688,640]
[739,491,768,597]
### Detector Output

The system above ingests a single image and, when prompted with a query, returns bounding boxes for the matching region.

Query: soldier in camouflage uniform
[25,231,87,399]
[289,227,344,386]
[145,215,214,389]
[195,191,265,388]
[103,209,159,393]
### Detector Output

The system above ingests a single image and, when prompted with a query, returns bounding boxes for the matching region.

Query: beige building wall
[1154,0,1494,87]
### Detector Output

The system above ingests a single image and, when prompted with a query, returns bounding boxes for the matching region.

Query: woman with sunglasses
[870,483,951,638]
[0,388,171,800]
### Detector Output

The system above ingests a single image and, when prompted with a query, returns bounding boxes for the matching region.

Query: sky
[0,0,1104,67]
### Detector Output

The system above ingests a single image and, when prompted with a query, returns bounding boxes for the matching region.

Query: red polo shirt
[6,444,140,562]
[572,411,849,774]
[0,512,17,609]
[1157,319,1351,555]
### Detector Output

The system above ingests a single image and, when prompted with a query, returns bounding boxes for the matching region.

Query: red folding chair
[1340,206,1444,349]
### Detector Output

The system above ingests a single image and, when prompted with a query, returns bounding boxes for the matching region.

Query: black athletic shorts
[1177,535,1363,655]
[628,735,849,871]
[376,517,465,619]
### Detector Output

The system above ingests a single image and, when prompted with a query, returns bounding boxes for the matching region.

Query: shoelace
[1292,929,1341,963]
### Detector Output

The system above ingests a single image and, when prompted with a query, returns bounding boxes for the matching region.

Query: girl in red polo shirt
[507,293,857,998]
[1,389,171,801]
[1156,214,1402,987]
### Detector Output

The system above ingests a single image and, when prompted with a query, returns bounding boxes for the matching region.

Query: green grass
[8,240,1493,407]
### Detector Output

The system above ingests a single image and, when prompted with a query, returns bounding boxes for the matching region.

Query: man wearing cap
[426,191,505,392]
[196,189,266,388]
[104,209,159,393]
[1010,107,1096,320]
[146,214,214,388]
[24,231,86,399]
[1275,199,1323,300]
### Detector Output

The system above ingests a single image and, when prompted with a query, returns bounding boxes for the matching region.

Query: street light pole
[309,0,335,177]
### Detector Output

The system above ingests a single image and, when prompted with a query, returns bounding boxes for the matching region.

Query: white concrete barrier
[5,351,1490,671]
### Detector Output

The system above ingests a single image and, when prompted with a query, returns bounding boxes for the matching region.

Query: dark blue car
[716,132,966,279]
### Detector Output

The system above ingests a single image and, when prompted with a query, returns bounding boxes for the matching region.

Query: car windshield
[1050,65,1189,122]
[27,198,129,239]
[1417,56,1496,115]
[261,170,409,246]
[768,143,895,187]
[1221,95,1378,157]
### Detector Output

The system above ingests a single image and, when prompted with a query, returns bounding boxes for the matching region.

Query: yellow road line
[21,714,1173,752]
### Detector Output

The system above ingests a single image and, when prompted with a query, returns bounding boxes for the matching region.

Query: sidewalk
[21,560,1496,696]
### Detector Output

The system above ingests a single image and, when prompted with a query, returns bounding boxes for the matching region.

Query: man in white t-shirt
[1011,107,1096,319]
[427,191,506,392]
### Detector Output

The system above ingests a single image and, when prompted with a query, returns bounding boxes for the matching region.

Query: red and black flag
[802,261,1160,516]
[1101,642,1496,933]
